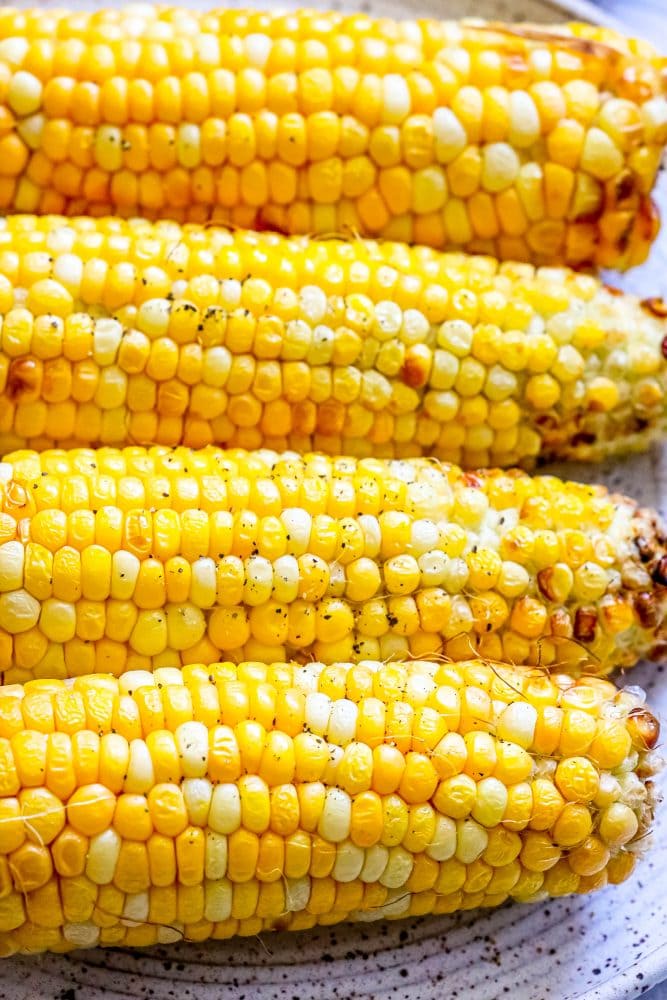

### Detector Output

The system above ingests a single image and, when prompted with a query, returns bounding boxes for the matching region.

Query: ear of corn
[0,9,665,268]
[0,658,658,956]
[0,446,665,683]
[0,216,666,466]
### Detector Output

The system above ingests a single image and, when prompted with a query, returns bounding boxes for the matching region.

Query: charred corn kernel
[2,217,667,466]
[0,446,666,679]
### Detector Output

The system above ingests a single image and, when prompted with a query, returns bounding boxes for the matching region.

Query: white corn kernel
[122,892,150,925]
[63,923,100,948]
[204,878,232,921]
[205,831,228,880]
[8,70,42,116]
[318,787,352,843]
[426,814,458,861]
[157,924,184,944]
[190,557,217,608]
[327,699,358,746]
[300,285,328,324]
[175,721,209,778]
[305,691,332,735]
[383,74,411,123]
[360,844,390,883]
[209,783,241,834]
[508,92,540,147]
[119,670,156,695]
[86,829,121,885]
[111,550,140,600]
[379,845,414,888]
[125,738,156,794]
[471,777,509,827]
[138,298,170,338]
[152,667,185,688]
[497,702,538,749]
[272,554,299,603]
[244,32,271,69]
[455,818,489,863]
[294,661,324,694]
[285,876,311,912]
[332,840,365,882]
[183,778,213,826]
[93,318,123,366]
[433,107,467,162]
[0,541,24,591]
[281,509,312,554]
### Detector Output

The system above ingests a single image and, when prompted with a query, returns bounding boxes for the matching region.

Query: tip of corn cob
[626,503,667,660]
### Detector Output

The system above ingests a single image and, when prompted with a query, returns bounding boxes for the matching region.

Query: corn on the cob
[0,658,658,956]
[0,9,665,268]
[1,216,666,466]
[1,446,666,684]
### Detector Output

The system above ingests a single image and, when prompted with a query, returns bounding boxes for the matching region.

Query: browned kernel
[626,707,660,751]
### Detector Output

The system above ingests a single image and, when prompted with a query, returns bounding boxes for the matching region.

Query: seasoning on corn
[1,216,666,465]
[1,446,666,683]
[0,658,659,956]
[0,9,665,268]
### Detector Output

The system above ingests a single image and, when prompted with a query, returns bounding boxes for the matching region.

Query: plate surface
[1,1,667,998]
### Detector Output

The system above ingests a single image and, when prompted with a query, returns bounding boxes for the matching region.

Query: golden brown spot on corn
[1,215,665,464]
[625,706,661,750]
[0,446,666,680]
[0,657,657,954]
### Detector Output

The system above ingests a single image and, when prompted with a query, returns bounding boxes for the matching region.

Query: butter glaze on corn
[0,659,659,955]
[0,446,666,683]
[1,217,666,465]
[0,9,665,267]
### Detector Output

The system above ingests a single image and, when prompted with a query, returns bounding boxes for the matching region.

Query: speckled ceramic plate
[1,1,667,999]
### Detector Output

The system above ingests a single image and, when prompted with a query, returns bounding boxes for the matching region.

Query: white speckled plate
[1,1,667,999]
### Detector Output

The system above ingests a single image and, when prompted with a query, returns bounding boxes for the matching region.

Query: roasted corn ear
[1,216,666,466]
[0,658,659,955]
[0,9,665,267]
[1,446,666,682]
